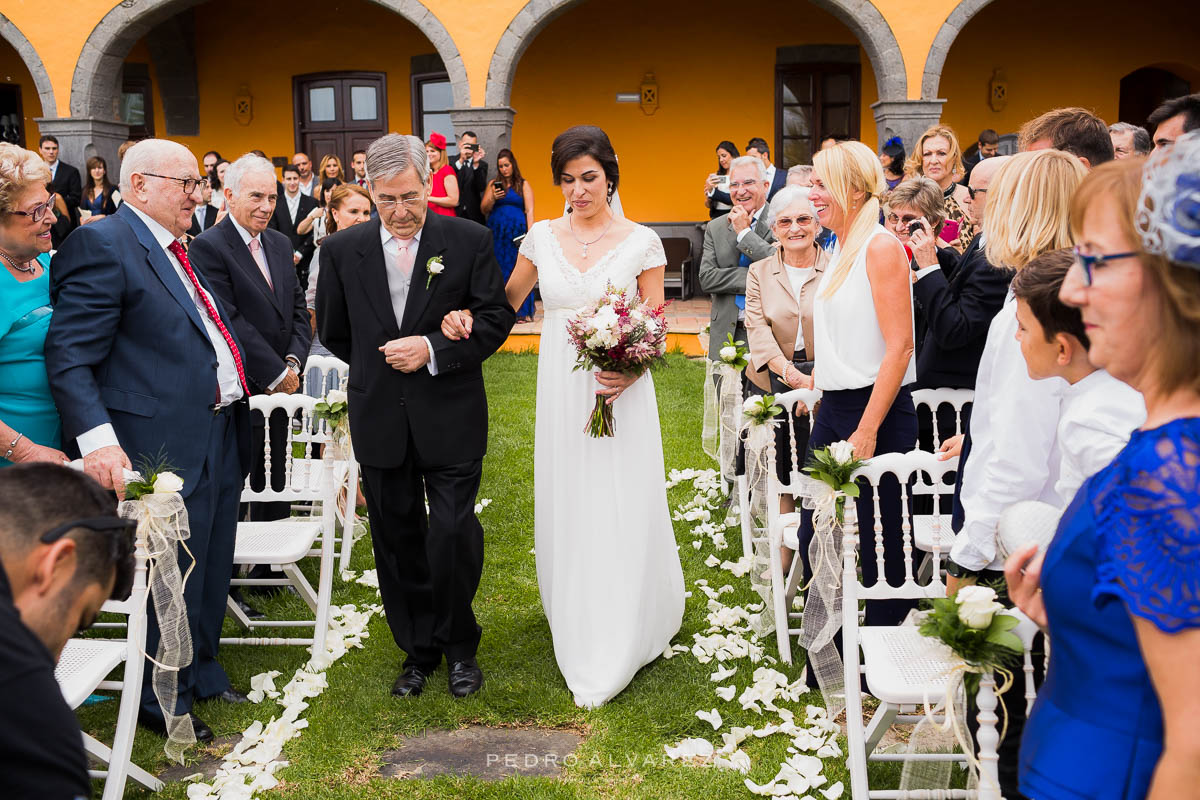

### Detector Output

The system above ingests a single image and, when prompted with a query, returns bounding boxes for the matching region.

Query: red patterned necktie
[167,239,250,397]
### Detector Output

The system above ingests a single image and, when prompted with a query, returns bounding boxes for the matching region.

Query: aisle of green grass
[82,352,871,799]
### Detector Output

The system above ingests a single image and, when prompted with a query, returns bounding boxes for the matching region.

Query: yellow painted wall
[0,0,118,112]
[0,36,40,147]
[937,0,1200,142]
[508,0,880,222]
[124,0,435,167]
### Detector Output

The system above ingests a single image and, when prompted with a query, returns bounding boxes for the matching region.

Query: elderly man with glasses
[44,139,253,744]
[699,154,776,363]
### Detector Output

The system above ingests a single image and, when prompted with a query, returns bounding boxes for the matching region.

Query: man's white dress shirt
[379,224,439,375]
[1054,369,1145,505]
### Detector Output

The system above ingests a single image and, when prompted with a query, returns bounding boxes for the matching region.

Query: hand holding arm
[1003,543,1047,628]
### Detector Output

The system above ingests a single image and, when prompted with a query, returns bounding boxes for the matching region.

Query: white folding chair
[300,356,361,570]
[738,387,821,664]
[911,387,974,450]
[842,450,1003,800]
[223,394,336,652]
[56,520,164,799]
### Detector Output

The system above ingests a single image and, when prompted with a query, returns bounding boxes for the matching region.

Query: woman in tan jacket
[744,185,829,571]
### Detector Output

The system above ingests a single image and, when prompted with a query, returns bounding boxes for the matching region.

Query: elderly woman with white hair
[0,142,68,466]
[744,184,829,570]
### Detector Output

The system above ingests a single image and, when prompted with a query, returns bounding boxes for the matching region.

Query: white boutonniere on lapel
[425,256,445,290]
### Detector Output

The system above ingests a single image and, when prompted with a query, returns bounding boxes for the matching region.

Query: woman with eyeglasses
[743,185,829,573]
[1006,137,1200,800]
[905,125,978,253]
[0,143,68,466]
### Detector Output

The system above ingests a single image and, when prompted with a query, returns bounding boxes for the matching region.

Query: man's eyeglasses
[967,186,988,200]
[375,196,424,212]
[6,193,57,224]
[141,173,209,194]
[728,179,759,191]
[1072,246,1139,287]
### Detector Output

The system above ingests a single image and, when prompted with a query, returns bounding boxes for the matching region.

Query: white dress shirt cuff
[735,227,752,243]
[949,523,1001,572]
[268,366,290,390]
[77,424,120,457]
[424,336,438,375]
[915,264,942,280]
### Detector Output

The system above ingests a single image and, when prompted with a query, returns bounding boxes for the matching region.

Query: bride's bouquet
[566,283,668,438]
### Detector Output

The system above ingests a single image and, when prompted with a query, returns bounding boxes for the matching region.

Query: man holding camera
[453,131,489,225]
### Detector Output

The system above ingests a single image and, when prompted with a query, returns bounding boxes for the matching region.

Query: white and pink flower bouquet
[566,283,668,438]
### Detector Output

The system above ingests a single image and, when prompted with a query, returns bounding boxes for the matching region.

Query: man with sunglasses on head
[44,139,252,744]
[0,463,135,799]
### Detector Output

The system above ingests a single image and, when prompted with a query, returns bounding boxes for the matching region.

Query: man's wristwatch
[286,356,302,373]
[945,558,982,580]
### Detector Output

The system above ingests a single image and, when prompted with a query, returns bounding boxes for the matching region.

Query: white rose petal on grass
[821,781,845,799]
[152,471,184,494]
[710,665,737,682]
[696,708,723,730]
[704,554,721,568]
[665,738,714,760]
[715,685,737,702]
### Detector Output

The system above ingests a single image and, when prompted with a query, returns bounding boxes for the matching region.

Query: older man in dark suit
[699,154,776,361]
[189,153,311,526]
[318,134,514,700]
[44,139,252,742]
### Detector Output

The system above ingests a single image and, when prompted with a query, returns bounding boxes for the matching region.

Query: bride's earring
[607,183,614,204]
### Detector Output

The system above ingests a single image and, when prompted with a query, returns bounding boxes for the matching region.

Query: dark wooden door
[775,63,861,169]
[1120,67,1190,129]
[293,72,387,168]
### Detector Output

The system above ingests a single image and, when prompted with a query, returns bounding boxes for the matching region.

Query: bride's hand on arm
[595,370,637,404]
[441,309,473,340]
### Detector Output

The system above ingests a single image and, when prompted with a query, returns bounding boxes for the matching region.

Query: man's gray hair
[365,134,429,185]
[765,185,819,227]
[787,164,814,182]
[118,138,194,195]
[728,154,767,183]
[223,153,277,197]
[1108,121,1151,155]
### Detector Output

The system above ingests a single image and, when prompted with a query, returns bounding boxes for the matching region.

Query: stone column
[870,100,946,152]
[32,116,130,172]
[448,106,515,171]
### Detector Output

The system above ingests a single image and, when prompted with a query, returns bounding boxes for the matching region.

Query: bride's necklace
[569,211,615,259]
[0,246,36,274]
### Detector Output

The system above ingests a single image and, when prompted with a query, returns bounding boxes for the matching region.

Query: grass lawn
[80,351,908,799]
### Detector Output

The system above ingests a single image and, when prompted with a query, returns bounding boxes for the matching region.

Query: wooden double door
[293,72,388,170]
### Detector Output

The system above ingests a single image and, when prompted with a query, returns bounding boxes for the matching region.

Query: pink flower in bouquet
[566,283,669,437]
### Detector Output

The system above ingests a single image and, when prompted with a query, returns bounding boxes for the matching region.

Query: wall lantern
[234,84,254,126]
[989,69,1008,113]
[640,72,659,115]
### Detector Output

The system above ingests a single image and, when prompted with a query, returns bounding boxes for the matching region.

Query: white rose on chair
[326,389,347,405]
[152,471,184,495]
[955,585,1006,630]
[719,345,738,362]
[828,440,856,465]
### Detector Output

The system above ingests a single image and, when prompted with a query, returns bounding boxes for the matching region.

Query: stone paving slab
[379,725,585,781]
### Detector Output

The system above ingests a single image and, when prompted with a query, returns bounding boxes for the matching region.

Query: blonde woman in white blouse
[799,140,919,638]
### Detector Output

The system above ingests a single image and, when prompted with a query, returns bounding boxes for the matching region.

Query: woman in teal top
[0,142,68,467]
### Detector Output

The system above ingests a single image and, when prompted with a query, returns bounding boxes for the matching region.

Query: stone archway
[484,0,909,109]
[0,12,57,117]
[920,0,995,99]
[70,0,470,121]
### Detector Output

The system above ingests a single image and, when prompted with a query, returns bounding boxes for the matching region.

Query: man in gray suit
[699,154,776,361]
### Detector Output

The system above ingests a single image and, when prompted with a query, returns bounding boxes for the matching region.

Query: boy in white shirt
[1011,249,1146,506]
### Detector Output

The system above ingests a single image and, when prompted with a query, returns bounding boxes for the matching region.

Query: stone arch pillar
[0,12,57,118]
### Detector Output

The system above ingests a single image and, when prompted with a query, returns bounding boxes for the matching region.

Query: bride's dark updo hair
[550,125,619,201]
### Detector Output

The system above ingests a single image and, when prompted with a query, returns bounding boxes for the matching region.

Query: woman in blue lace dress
[1007,138,1200,799]
[482,149,536,321]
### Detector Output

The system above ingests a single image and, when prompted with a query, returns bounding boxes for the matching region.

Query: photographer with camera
[453,131,490,224]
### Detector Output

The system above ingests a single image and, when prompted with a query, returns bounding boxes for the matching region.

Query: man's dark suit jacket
[187,205,219,240]
[48,160,82,249]
[44,203,250,486]
[912,234,1014,390]
[267,192,319,272]
[766,166,787,201]
[316,212,515,469]
[453,159,489,224]
[188,217,311,393]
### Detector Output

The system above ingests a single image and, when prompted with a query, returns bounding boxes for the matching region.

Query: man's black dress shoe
[208,688,249,704]
[448,659,484,698]
[137,711,214,743]
[391,666,429,698]
[230,588,265,620]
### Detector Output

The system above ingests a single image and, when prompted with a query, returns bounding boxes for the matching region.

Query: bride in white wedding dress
[442,125,684,707]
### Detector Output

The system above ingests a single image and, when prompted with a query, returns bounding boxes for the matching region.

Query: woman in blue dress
[0,143,68,466]
[1006,139,1200,799]
[79,155,119,225]
[482,148,536,321]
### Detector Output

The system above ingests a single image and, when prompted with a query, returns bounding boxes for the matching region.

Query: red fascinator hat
[428,131,447,150]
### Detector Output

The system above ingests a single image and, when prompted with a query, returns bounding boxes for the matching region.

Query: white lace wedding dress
[519,219,685,708]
